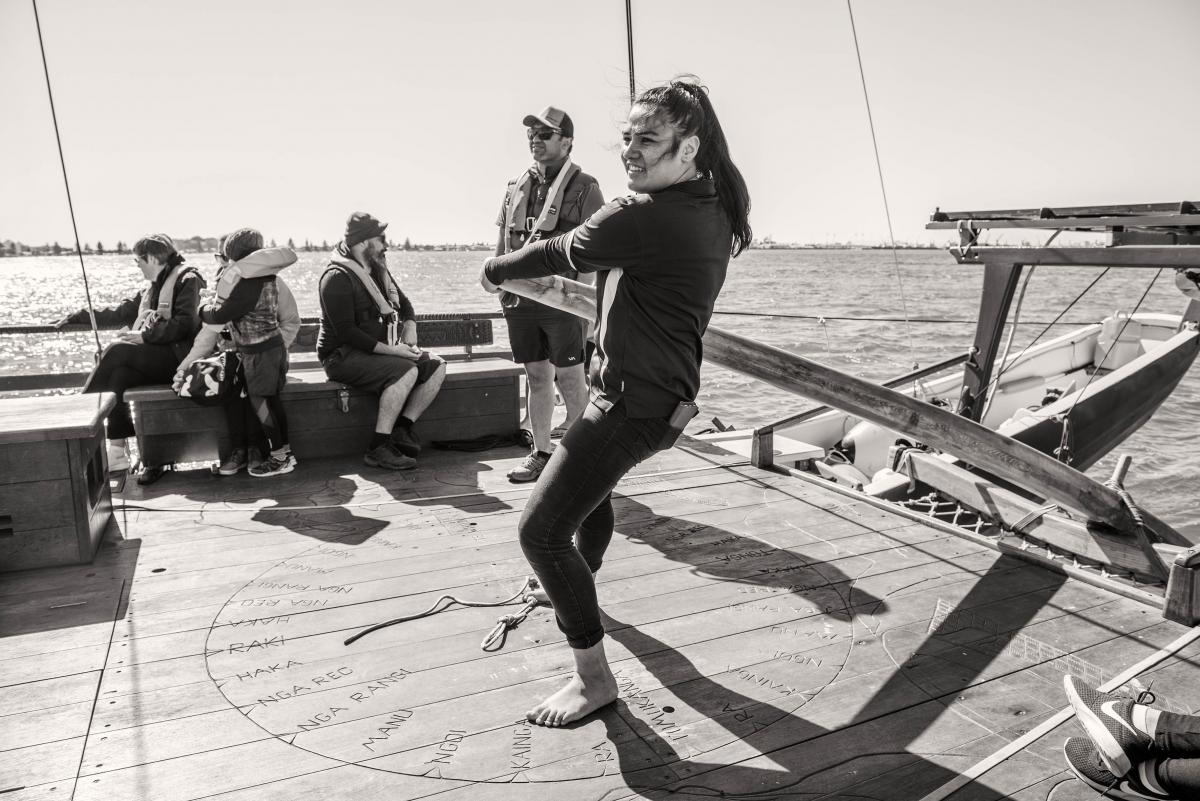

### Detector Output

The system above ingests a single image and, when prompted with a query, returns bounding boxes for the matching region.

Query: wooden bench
[0,393,115,571]
[125,316,524,466]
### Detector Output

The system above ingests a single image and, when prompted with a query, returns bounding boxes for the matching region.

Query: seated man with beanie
[317,212,447,470]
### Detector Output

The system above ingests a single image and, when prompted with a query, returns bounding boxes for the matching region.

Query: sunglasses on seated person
[526,128,560,141]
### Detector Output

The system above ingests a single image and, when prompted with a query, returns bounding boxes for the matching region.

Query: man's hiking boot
[364,442,416,471]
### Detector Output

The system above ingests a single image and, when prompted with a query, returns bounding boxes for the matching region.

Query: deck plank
[2,441,1196,800]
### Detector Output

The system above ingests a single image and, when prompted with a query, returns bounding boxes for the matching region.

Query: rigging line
[31,0,101,358]
[978,229,1063,421]
[992,266,1112,375]
[846,0,914,368]
[625,0,636,105]
[709,310,1095,326]
[1057,268,1164,437]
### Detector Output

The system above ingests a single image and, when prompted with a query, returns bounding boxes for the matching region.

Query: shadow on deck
[1,439,1196,801]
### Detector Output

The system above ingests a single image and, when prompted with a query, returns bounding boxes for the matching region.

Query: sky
[2,0,1197,248]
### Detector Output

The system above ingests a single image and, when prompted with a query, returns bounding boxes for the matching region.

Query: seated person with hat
[316,212,446,470]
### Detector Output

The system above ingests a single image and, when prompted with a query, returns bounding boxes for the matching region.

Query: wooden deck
[3,437,1199,801]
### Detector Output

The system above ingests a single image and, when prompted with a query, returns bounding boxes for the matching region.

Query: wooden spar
[949,246,1200,268]
[499,276,598,322]
[700,326,1145,532]
[901,452,1170,580]
[958,262,1022,420]
[496,275,1166,538]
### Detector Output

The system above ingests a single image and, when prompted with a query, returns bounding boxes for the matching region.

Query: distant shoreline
[0,243,954,258]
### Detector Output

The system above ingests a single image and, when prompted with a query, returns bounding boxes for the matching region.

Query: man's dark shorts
[322,346,441,394]
[505,309,586,368]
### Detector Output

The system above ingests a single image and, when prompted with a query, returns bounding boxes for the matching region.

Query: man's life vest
[501,160,590,256]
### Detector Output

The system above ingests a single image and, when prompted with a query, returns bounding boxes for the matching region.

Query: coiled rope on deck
[343,576,543,651]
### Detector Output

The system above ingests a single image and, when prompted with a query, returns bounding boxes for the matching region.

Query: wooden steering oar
[495,274,1176,543]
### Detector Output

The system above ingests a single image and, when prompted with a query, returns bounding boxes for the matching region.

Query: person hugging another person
[64,234,202,485]
[195,228,297,477]
[174,232,301,476]
[317,212,446,471]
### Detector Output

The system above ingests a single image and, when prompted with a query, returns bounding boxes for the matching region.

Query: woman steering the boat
[68,234,202,483]
[481,77,751,727]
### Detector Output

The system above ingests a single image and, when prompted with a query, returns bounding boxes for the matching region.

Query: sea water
[2,249,1196,534]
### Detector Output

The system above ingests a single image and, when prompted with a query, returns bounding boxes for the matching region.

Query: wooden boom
[497,275,1175,541]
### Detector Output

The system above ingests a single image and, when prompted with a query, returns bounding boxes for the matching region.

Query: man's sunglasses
[526,129,560,141]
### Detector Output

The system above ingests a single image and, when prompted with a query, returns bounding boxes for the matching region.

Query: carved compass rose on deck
[202,495,867,787]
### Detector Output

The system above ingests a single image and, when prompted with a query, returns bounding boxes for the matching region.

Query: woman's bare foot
[527,639,617,727]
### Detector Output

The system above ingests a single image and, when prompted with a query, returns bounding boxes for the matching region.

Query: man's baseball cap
[522,106,574,138]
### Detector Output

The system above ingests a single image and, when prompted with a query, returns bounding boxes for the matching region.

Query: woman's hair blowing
[636,77,752,256]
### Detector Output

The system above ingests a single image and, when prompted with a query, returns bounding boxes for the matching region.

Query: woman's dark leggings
[81,341,179,440]
[517,398,670,649]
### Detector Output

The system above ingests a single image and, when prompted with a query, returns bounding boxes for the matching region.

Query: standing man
[317,212,447,470]
[497,106,603,482]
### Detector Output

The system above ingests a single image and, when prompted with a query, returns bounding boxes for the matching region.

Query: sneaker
[218,448,248,476]
[1063,737,1171,800]
[247,446,266,472]
[363,442,416,471]
[1064,675,1154,777]
[507,450,549,483]
[249,451,296,478]
[107,439,131,472]
[391,426,422,458]
[136,464,167,485]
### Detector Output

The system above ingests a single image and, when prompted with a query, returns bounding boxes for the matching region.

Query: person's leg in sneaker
[508,449,550,483]
[218,448,248,476]
[1065,675,1156,775]
[1065,673,1200,797]
[1063,738,1174,800]
[1156,756,1200,798]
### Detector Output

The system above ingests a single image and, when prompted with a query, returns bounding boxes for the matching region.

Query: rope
[988,264,1111,383]
[1009,503,1061,535]
[31,0,101,359]
[846,0,914,368]
[709,310,1097,326]
[1058,269,1164,432]
[624,0,636,106]
[977,265,1038,422]
[977,229,1063,422]
[343,576,544,649]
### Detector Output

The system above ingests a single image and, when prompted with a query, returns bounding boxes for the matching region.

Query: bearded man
[316,212,446,469]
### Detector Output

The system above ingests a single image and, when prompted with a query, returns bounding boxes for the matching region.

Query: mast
[31,0,102,357]
[625,0,636,105]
